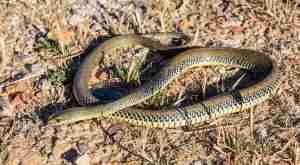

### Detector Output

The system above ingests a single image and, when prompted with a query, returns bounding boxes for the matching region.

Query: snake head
[47,111,72,126]
[47,107,101,126]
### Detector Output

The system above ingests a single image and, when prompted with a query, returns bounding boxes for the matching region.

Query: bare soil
[0,0,299,165]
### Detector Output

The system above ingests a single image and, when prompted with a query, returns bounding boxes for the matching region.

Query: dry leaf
[287,55,300,65]
[55,30,74,45]
[178,19,193,30]
[48,29,74,45]
[231,25,244,34]
[22,153,45,165]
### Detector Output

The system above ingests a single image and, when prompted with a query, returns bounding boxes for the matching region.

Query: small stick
[0,70,45,89]
[250,107,255,139]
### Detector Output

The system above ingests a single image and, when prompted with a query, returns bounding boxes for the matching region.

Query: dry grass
[0,0,300,164]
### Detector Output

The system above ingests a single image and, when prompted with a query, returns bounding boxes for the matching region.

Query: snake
[48,34,281,128]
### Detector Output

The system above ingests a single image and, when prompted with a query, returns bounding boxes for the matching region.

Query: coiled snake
[48,34,281,128]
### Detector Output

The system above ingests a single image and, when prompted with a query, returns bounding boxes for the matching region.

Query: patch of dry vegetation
[0,0,299,164]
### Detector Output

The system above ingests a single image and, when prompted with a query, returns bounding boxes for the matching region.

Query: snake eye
[48,114,63,125]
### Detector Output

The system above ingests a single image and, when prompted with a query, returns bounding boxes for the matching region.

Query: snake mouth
[47,111,73,126]
[47,106,107,125]
[47,114,64,125]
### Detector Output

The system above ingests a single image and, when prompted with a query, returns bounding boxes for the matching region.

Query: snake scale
[48,34,281,128]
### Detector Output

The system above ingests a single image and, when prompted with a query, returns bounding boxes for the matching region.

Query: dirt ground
[0,0,300,164]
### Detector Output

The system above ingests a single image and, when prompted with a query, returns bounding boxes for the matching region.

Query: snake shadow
[38,35,114,123]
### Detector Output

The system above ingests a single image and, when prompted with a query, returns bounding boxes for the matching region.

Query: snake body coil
[48,34,281,128]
